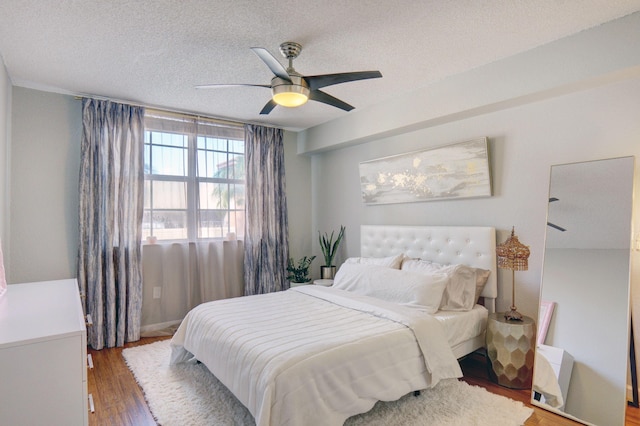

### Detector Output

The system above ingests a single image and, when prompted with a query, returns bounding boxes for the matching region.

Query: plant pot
[290,281,311,287]
[320,266,336,279]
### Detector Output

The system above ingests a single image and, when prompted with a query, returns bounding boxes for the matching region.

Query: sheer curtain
[140,240,244,335]
[243,124,289,295]
[77,98,145,350]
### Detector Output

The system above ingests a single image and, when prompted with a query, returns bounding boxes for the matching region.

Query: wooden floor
[88,337,640,425]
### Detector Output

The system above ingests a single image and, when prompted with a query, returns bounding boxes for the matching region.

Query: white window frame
[143,110,245,242]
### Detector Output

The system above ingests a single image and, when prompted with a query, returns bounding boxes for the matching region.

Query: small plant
[286,256,316,283]
[318,225,346,267]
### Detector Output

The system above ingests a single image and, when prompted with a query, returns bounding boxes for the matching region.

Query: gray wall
[283,130,313,263]
[9,87,81,283]
[303,77,640,319]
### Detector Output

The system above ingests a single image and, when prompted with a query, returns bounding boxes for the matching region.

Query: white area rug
[123,340,533,426]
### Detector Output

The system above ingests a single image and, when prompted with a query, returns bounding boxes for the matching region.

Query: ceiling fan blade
[250,47,291,82]
[309,90,354,111]
[547,222,566,232]
[259,99,278,115]
[305,71,382,91]
[195,83,271,89]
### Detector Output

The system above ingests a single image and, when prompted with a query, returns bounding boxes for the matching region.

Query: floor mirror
[532,156,635,425]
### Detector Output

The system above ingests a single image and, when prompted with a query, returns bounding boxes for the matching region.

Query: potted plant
[318,225,345,279]
[286,255,316,286]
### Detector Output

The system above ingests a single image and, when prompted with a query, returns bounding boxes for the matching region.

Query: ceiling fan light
[272,84,310,107]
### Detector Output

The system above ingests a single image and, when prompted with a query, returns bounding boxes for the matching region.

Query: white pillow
[343,253,404,269]
[472,268,491,301]
[401,259,490,311]
[332,263,448,313]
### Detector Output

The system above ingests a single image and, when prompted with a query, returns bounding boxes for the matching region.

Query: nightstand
[486,312,536,389]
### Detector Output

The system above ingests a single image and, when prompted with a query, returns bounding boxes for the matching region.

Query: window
[143,111,245,241]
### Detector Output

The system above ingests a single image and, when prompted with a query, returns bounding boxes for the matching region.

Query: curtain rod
[73,94,282,130]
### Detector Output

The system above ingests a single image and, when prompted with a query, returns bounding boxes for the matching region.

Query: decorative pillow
[332,263,448,313]
[343,253,404,269]
[401,259,490,311]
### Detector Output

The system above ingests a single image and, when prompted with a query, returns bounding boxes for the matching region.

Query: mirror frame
[531,156,635,425]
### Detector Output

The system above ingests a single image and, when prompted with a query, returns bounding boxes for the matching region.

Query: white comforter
[170,285,462,426]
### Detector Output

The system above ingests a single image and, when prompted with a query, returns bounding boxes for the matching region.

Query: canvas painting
[359,138,492,205]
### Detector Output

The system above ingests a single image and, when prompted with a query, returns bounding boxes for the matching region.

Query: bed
[170,225,497,426]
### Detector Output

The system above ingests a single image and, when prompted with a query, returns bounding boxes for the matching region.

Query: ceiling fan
[547,197,566,232]
[196,41,382,115]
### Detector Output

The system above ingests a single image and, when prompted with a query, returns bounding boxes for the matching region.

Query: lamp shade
[271,75,310,107]
[272,88,309,107]
[496,227,530,271]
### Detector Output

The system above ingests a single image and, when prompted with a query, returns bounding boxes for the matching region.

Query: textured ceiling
[1,1,640,131]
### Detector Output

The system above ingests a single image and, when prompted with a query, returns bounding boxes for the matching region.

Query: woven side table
[486,313,536,389]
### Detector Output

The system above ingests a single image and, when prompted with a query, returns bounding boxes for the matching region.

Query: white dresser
[0,279,88,425]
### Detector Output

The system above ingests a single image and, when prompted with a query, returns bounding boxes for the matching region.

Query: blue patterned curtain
[77,99,145,349]
[243,124,289,295]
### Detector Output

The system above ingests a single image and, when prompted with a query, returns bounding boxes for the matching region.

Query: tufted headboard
[360,225,498,313]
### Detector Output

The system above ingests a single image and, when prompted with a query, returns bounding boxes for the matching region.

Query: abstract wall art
[359,137,492,205]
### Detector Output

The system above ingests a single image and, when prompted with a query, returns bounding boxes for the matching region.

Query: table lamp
[496,227,530,321]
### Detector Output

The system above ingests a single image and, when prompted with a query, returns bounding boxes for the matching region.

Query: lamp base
[504,308,523,321]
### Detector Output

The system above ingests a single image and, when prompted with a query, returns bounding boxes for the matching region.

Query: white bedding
[170,285,462,426]
[434,304,488,348]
